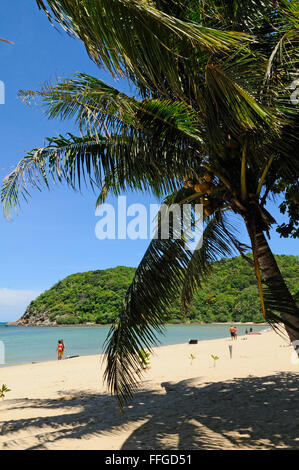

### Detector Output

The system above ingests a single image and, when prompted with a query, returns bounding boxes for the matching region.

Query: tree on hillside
[1,0,299,409]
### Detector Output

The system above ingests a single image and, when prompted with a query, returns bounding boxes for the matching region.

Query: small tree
[189,353,196,365]
[0,384,11,399]
[211,355,219,368]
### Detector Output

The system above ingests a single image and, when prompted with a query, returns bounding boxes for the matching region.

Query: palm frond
[263,282,299,337]
[205,64,280,139]
[1,152,51,217]
[180,212,237,311]
[3,74,211,216]
[35,0,251,97]
[1,127,202,217]
[103,207,235,411]
[18,73,204,143]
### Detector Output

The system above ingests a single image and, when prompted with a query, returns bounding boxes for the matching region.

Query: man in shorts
[229,326,235,340]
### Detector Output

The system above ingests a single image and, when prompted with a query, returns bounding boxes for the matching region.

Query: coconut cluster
[183,172,220,216]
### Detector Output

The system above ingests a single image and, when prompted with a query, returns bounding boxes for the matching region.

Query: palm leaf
[35,0,251,98]
[205,64,280,137]
[1,128,200,217]
[3,75,209,216]
[180,212,237,310]
[18,73,204,143]
[103,206,235,411]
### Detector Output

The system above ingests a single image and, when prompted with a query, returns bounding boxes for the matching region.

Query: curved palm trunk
[246,219,299,344]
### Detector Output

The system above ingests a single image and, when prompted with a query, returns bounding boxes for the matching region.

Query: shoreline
[0,322,271,371]
[3,320,268,327]
[0,331,259,369]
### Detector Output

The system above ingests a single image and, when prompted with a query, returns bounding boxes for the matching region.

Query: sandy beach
[0,329,298,450]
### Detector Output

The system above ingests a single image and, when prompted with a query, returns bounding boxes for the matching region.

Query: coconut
[204,207,214,216]
[184,179,194,189]
[205,184,216,194]
[203,172,213,183]
[194,182,210,193]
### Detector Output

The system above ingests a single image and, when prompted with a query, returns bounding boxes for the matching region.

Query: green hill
[17,255,299,325]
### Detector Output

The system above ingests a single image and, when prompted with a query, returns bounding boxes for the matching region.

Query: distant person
[234,326,238,340]
[250,327,253,334]
[229,326,235,340]
[57,339,65,360]
[245,328,248,335]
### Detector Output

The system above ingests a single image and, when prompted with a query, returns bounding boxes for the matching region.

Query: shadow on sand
[0,372,298,449]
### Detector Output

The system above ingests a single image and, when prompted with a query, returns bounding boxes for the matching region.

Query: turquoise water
[0,324,266,366]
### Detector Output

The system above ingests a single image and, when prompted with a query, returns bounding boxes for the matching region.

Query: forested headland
[16,255,298,325]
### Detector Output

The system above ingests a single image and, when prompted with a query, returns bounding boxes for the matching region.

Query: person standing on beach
[229,326,235,340]
[57,340,65,360]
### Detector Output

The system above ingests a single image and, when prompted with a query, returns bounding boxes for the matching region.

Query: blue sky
[0,1,298,321]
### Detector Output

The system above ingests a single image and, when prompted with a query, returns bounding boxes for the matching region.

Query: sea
[0,323,267,366]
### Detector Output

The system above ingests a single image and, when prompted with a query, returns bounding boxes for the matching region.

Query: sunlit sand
[0,329,298,450]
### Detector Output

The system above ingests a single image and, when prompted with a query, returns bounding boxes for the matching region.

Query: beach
[0,329,298,450]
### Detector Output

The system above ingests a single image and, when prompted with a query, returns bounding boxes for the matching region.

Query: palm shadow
[0,372,298,449]
[122,372,299,449]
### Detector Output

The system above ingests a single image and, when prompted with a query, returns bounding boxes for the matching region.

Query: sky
[0,1,298,321]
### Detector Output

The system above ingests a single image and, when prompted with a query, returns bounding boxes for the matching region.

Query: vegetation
[23,266,135,325]
[189,354,196,366]
[21,255,299,325]
[137,349,151,370]
[211,355,219,367]
[0,385,11,399]
[188,255,299,324]
[1,1,298,408]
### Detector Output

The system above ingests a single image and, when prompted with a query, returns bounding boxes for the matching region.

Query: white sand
[0,330,298,450]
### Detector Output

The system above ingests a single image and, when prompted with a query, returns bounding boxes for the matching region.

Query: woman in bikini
[57,339,65,360]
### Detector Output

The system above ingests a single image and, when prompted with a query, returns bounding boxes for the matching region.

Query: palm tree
[2,0,299,409]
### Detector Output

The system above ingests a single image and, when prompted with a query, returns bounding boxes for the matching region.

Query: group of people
[229,326,238,340]
[229,326,254,340]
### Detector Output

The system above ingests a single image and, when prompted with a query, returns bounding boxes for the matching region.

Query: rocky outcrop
[15,307,57,326]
